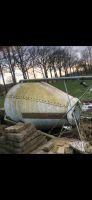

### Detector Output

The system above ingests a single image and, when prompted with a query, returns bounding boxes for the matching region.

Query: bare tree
[2,47,17,85]
[61,48,69,76]
[36,46,51,78]
[28,47,38,79]
[48,49,59,78]
[59,47,79,76]
[65,47,75,75]
[81,49,89,74]
[87,46,92,66]
[79,47,92,74]
[0,64,7,93]
[52,48,69,77]
[48,54,53,78]
[13,46,30,79]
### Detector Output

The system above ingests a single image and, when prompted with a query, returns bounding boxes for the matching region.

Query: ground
[0,79,92,108]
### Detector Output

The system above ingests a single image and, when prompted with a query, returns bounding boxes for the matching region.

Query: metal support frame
[19,76,92,83]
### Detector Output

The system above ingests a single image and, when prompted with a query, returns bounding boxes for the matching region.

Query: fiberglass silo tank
[4,82,82,130]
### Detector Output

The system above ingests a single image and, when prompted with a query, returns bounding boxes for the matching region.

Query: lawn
[51,79,92,101]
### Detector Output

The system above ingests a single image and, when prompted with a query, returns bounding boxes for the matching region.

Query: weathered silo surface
[4,82,81,130]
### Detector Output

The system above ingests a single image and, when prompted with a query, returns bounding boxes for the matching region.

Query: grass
[51,80,92,101]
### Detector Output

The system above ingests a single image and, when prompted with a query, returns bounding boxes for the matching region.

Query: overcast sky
[72,46,86,51]
[61,46,86,52]
[63,46,87,58]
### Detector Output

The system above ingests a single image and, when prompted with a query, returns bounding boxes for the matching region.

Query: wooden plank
[41,141,55,152]
[0,136,46,154]
[37,130,56,139]
[21,135,46,153]
[24,138,47,154]
[31,149,47,154]
[5,126,37,142]
[64,146,74,154]
[5,123,32,133]
[56,147,65,154]
[6,132,45,148]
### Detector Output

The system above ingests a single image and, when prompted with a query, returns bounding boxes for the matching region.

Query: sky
[72,46,86,51]
[67,46,87,58]
[62,46,86,52]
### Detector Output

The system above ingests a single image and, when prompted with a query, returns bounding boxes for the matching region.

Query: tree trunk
[84,64,87,75]
[43,66,48,78]
[26,70,29,79]
[9,64,16,85]
[81,67,83,75]
[0,65,7,93]
[70,67,72,76]
[58,67,62,77]
[64,68,68,76]
[49,67,53,78]
[5,47,16,85]
[16,46,27,79]
[53,65,58,77]
[76,67,79,75]
[21,66,27,79]
[33,66,36,79]
[40,66,45,78]
[72,67,75,75]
